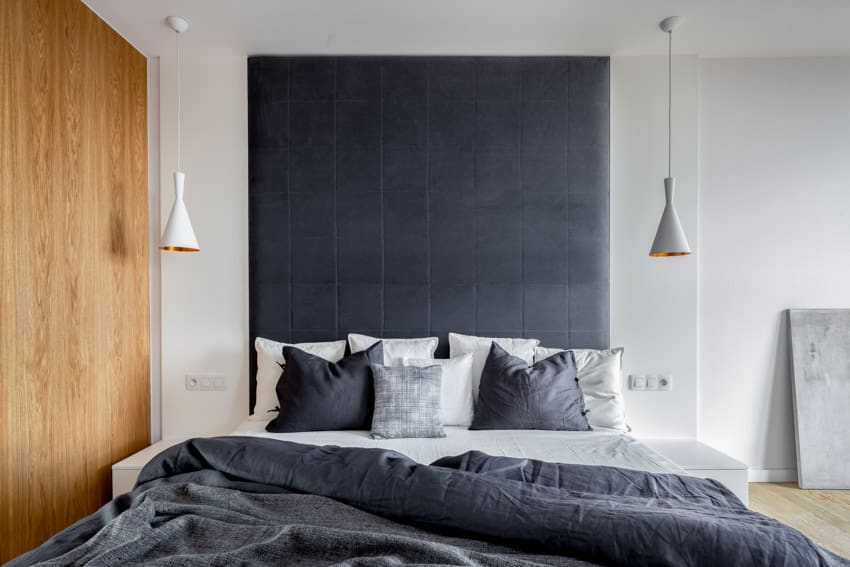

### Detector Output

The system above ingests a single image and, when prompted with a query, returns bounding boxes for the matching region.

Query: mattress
[232,420,684,475]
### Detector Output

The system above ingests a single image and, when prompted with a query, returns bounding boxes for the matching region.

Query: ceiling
[84,0,850,58]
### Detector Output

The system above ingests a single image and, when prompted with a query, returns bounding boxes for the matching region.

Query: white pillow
[251,337,347,421]
[534,346,627,432]
[448,332,539,403]
[348,333,438,365]
[404,354,475,426]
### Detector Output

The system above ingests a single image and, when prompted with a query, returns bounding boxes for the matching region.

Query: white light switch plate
[629,374,672,391]
[185,374,227,391]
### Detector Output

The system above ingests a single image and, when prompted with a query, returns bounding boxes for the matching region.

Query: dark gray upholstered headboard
[248,56,610,412]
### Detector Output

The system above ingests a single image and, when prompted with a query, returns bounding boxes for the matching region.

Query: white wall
[698,58,850,479]
[611,56,700,438]
[159,56,249,437]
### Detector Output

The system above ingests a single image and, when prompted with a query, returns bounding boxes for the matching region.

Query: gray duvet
[8,436,848,567]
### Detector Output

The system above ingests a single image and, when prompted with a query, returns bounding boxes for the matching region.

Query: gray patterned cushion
[370,364,445,439]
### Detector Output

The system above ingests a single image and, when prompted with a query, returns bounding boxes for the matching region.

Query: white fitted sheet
[231,420,683,475]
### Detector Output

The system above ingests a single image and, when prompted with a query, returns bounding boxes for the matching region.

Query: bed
[12,434,847,567]
[11,355,843,566]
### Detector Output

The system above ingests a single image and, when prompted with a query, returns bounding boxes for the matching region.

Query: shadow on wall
[762,311,797,470]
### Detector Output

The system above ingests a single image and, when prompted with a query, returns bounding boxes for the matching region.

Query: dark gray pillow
[370,364,445,439]
[266,342,384,433]
[470,342,591,431]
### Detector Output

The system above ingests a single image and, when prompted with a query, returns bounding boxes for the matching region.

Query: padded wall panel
[249,56,609,410]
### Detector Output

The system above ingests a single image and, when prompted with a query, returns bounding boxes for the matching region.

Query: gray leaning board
[788,309,850,488]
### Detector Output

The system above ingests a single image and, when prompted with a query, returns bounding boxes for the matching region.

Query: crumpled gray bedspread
[22,484,592,566]
[8,436,848,567]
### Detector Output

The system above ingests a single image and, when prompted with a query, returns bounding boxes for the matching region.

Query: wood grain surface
[750,482,850,557]
[0,0,149,561]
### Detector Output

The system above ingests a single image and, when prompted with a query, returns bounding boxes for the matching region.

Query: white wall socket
[629,374,672,391]
[186,374,227,391]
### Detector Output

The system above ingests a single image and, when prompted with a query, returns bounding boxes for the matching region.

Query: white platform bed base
[114,421,747,504]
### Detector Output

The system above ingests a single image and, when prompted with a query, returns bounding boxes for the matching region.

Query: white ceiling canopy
[84,0,850,58]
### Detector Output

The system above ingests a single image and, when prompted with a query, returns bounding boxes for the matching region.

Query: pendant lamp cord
[667,29,672,178]
[176,28,181,173]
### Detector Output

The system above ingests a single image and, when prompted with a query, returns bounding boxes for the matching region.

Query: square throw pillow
[348,333,438,365]
[370,364,445,439]
[448,332,539,403]
[266,342,384,433]
[404,354,474,426]
[471,343,590,431]
[252,337,347,420]
[534,346,627,432]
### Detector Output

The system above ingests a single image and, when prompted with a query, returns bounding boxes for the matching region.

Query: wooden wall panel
[0,0,150,561]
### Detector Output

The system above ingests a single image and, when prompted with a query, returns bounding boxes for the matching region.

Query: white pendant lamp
[160,16,199,252]
[650,16,691,258]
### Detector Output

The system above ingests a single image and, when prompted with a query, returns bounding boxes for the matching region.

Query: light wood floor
[749,483,850,557]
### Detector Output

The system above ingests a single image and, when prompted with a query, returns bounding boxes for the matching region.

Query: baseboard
[748,468,797,483]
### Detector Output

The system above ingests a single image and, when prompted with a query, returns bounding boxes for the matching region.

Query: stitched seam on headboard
[518,59,525,335]
[287,61,293,343]
[424,61,431,335]
[379,61,385,334]
[565,62,571,338]
[471,60,478,336]
[333,59,340,339]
